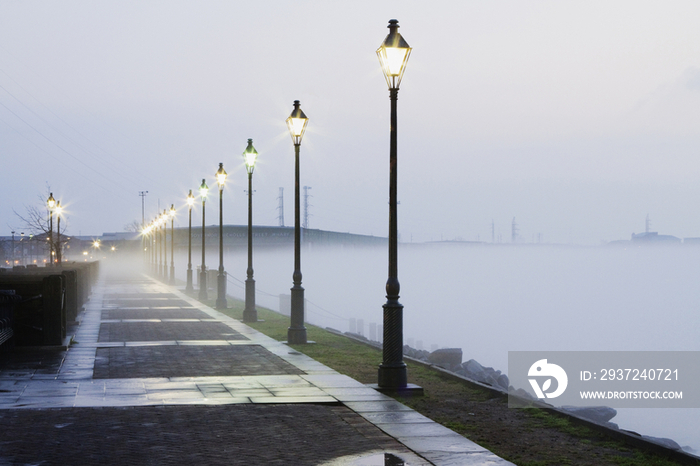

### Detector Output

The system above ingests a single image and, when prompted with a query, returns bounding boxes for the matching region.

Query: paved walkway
[0,267,513,465]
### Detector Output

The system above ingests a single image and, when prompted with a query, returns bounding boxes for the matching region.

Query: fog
[169,242,700,449]
[4,0,700,453]
[3,2,700,245]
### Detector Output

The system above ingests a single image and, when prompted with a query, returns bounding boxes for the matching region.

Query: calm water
[179,241,700,450]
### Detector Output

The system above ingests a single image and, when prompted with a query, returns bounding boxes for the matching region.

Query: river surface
[177,241,700,451]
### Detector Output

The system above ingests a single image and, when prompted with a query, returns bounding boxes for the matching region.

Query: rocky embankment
[337,329,693,455]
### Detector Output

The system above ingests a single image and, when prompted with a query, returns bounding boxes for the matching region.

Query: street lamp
[20,232,24,266]
[47,193,55,264]
[150,220,157,275]
[198,179,209,301]
[150,221,156,274]
[243,139,258,322]
[169,204,176,285]
[55,201,63,264]
[186,190,195,292]
[215,163,228,310]
[286,100,309,344]
[377,19,411,389]
[11,231,15,266]
[161,209,167,280]
[154,217,159,275]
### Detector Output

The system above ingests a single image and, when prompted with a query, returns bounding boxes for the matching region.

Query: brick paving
[93,345,305,379]
[102,308,212,320]
[98,321,249,342]
[0,267,513,465]
[0,404,415,465]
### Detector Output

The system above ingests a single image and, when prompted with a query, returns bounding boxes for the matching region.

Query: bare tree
[13,191,68,264]
[124,220,142,233]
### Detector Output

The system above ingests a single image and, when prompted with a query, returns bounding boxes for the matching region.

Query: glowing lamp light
[170,204,176,218]
[47,193,56,210]
[286,100,308,145]
[199,179,209,200]
[376,19,411,90]
[216,163,227,189]
[187,189,195,207]
[243,139,258,175]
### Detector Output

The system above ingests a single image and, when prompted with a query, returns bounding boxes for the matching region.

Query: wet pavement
[0,268,513,465]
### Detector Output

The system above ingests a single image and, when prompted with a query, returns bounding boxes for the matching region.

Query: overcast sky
[2,1,700,244]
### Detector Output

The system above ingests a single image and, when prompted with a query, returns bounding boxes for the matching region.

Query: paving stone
[93,345,304,379]
[103,298,192,308]
[0,350,67,379]
[0,404,425,465]
[102,308,212,320]
[98,322,248,342]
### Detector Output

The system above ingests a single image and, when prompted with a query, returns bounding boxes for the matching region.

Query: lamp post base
[198,270,208,301]
[215,272,227,309]
[185,269,193,293]
[367,382,423,396]
[288,284,307,344]
[243,278,257,322]
[287,327,307,344]
[378,363,408,389]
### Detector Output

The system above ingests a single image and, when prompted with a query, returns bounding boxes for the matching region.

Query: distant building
[630,232,681,244]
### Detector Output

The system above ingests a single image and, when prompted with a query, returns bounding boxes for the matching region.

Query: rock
[514,387,534,400]
[485,373,499,387]
[642,436,682,451]
[496,374,510,391]
[463,359,485,376]
[428,348,462,368]
[560,406,617,424]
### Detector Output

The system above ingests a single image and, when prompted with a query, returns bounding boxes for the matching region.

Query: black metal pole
[199,199,208,301]
[169,213,175,285]
[186,204,193,292]
[48,212,53,265]
[288,142,307,344]
[153,225,157,275]
[162,218,167,280]
[243,171,257,322]
[56,213,61,264]
[378,87,407,388]
[216,186,227,309]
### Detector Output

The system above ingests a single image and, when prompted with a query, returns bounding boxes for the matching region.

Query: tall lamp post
[47,193,55,264]
[377,19,411,389]
[151,221,156,274]
[161,210,167,279]
[243,139,259,322]
[11,231,15,266]
[286,100,309,344]
[215,163,228,310]
[198,179,209,301]
[186,190,195,292]
[152,219,159,275]
[55,201,62,264]
[169,204,176,285]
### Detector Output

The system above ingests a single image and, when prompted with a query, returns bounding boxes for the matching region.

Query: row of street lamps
[142,137,262,323]
[141,20,411,389]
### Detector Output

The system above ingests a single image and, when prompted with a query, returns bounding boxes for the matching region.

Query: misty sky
[2,1,700,245]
